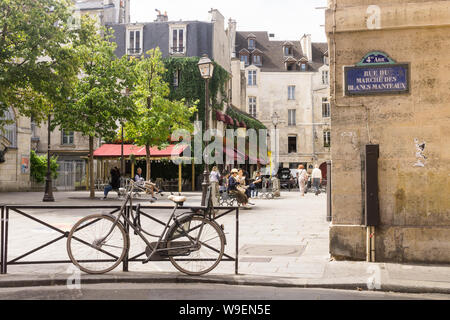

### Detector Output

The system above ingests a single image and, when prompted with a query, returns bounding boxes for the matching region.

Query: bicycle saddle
[168,195,187,204]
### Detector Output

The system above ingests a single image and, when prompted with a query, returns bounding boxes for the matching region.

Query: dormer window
[300,63,307,71]
[169,24,187,55]
[283,42,294,57]
[247,33,256,50]
[298,57,308,71]
[126,25,143,55]
[240,54,249,66]
[239,49,250,66]
[253,54,262,66]
[285,57,297,71]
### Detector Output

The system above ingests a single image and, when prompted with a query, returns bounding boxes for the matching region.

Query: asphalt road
[0,283,447,300]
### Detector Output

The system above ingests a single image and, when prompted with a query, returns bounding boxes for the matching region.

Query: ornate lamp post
[43,114,55,202]
[198,55,214,206]
[271,112,280,178]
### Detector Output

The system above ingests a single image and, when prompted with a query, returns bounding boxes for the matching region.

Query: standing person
[297,164,308,197]
[209,166,221,208]
[311,164,323,196]
[228,169,249,208]
[103,167,121,200]
[251,171,262,198]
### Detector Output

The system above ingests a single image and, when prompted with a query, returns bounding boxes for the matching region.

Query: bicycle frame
[94,179,208,263]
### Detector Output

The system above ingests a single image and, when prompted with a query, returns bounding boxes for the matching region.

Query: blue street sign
[345,64,409,95]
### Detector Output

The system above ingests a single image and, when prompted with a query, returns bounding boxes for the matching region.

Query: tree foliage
[30,150,59,183]
[125,49,197,180]
[0,0,80,125]
[52,16,137,198]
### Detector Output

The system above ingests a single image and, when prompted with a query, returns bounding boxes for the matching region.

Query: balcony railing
[127,48,142,55]
[170,46,185,54]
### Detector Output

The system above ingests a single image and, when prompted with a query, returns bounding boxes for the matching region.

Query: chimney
[301,34,312,61]
[228,18,237,58]
[155,9,168,22]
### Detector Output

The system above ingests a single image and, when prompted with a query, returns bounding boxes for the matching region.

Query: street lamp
[43,114,55,202]
[271,112,280,177]
[198,54,214,206]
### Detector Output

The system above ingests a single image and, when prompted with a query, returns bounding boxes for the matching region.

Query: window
[248,97,257,117]
[127,28,142,55]
[0,107,17,148]
[286,63,295,71]
[322,97,330,118]
[322,70,329,85]
[284,46,293,56]
[170,25,186,54]
[248,39,255,50]
[248,70,257,86]
[253,54,262,66]
[240,54,249,66]
[288,136,297,154]
[324,131,331,148]
[324,55,329,65]
[300,63,307,71]
[61,130,74,145]
[288,86,296,100]
[288,109,296,126]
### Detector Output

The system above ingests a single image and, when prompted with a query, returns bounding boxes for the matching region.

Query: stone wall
[0,115,31,192]
[326,0,450,263]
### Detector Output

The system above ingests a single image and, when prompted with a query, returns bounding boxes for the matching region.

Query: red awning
[222,147,246,162]
[93,144,188,158]
[215,110,226,122]
[224,115,234,126]
[239,121,246,128]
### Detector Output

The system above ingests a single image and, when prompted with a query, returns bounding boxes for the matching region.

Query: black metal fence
[0,204,239,275]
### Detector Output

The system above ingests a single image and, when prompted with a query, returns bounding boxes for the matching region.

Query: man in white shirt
[311,165,323,196]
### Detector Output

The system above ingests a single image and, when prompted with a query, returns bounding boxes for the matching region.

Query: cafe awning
[93,144,189,159]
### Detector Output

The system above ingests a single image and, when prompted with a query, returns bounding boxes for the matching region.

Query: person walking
[311,164,323,196]
[297,165,308,197]
[103,167,121,200]
[209,166,221,208]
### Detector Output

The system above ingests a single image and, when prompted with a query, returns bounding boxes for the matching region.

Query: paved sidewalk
[1,191,449,295]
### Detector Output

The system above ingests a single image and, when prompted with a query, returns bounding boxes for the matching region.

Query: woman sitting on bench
[228,169,250,208]
[135,167,162,201]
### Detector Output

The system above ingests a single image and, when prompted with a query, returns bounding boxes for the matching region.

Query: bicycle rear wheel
[67,214,129,274]
[166,216,225,276]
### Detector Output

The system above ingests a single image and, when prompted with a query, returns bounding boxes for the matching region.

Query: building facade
[230,28,331,173]
[326,0,450,263]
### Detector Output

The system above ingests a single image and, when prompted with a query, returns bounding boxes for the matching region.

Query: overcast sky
[130,0,328,43]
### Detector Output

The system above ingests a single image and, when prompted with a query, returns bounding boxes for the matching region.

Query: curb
[1,273,449,295]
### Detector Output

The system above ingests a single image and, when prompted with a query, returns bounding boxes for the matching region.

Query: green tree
[0,0,79,124]
[30,150,59,183]
[53,17,137,198]
[125,48,197,180]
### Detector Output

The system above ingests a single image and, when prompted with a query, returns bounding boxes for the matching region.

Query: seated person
[238,169,255,205]
[103,167,121,200]
[219,172,230,193]
[134,168,162,201]
[228,169,249,208]
[250,171,263,198]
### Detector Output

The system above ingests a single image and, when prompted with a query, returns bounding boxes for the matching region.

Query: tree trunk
[146,144,151,181]
[89,136,95,199]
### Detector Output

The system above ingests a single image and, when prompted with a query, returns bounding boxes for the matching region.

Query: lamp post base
[201,169,210,207]
[43,177,55,202]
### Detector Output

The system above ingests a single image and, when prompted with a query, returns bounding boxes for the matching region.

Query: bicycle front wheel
[67,214,129,274]
[166,216,225,276]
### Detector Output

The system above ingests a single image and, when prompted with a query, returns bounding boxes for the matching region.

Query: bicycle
[66,179,226,276]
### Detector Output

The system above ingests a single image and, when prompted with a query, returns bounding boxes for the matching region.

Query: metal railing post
[235,207,239,275]
[122,205,130,272]
[1,205,4,274]
[3,206,8,274]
